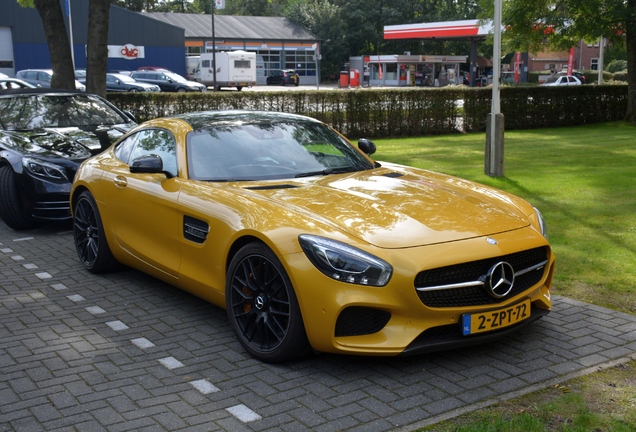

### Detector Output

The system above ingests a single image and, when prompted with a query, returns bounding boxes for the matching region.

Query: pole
[66,0,75,69]
[211,0,217,91]
[486,0,503,177]
[597,36,604,85]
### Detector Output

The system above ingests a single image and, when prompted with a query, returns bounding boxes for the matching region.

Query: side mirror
[130,154,172,178]
[358,138,376,156]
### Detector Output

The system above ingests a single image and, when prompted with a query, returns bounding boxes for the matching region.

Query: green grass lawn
[374,122,636,314]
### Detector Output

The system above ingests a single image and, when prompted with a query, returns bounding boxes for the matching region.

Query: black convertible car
[0,88,136,230]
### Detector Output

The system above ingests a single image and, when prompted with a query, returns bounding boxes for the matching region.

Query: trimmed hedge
[107,84,628,138]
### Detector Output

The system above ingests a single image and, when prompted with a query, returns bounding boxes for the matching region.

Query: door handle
[114,176,128,188]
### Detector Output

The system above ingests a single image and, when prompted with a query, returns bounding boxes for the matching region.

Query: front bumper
[286,227,555,356]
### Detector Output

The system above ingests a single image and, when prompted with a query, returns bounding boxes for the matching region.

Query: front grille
[415,247,548,308]
[335,307,391,337]
[32,195,71,220]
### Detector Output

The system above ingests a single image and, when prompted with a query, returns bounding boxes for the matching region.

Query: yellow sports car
[70,111,555,362]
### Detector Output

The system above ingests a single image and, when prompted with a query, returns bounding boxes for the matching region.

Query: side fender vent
[184,215,209,244]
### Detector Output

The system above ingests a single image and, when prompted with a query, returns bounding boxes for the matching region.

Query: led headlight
[299,234,392,287]
[23,157,69,182]
[533,206,548,238]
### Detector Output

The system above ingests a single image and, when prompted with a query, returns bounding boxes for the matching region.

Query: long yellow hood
[243,165,531,249]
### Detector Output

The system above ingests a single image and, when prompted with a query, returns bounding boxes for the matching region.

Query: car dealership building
[0,0,319,84]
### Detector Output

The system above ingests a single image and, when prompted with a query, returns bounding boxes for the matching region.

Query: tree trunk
[33,0,76,90]
[85,0,111,97]
[624,0,636,124]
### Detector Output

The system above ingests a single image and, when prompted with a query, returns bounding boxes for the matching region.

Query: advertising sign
[567,47,574,75]
[107,44,145,60]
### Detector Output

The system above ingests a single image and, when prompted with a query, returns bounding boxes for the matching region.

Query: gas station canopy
[384,19,492,41]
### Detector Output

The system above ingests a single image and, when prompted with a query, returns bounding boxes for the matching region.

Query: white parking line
[158,357,184,370]
[85,306,106,314]
[190,379,220,394]
[226,404,262,423]
[131,338,156,349]
[106,321,129,331]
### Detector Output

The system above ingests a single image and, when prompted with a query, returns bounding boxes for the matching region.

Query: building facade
[0,0,319,85]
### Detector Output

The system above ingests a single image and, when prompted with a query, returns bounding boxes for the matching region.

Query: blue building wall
[2,0,186,77]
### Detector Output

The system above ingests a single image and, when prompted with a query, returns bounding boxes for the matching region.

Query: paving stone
[2,223,636,432]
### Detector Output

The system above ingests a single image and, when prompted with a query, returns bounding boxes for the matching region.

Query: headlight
[23,157,69,182]
[299,235,392,286]
[533,206,548,238]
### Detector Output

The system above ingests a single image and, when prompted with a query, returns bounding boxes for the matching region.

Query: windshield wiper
[295,167,355,178]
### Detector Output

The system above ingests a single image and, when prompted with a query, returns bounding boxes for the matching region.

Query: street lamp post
[485,0,504,177]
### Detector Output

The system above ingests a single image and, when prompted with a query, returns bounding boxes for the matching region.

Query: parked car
[541,75,582,86]
[557,70,586,84]
[75,69,86,83]
[129,70,206,92]
[0,78,37,90]
[15,69,86,91]
[70,110,554,363]
[0,88,136,230]
[266,69,300,86]
[106,73,160,92]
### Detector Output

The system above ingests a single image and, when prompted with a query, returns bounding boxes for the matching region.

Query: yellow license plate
[462,299,531,335]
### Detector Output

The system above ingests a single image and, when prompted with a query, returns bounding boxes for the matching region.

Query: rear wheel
[73,190,118,273]
[226,242,309,362]
[0,165,38,230]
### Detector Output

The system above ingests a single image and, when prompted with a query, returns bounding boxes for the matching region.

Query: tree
[85,0,111,96]
[19,0,111,97]
[478,0,636,124]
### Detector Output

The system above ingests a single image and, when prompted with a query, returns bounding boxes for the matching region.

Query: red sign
[120,44,139,60]
[567,47,574,75]
[514,52,521,83]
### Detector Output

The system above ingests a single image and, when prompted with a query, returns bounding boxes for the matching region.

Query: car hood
[1,124,133,161]
[244,165,531,249]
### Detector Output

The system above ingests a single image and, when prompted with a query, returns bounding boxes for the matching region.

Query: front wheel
[226,242,309,362]
[73,190,118,273]
[0,165,38,230]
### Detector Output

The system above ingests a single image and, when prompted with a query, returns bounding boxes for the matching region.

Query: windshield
[165,72,187,83]
[0,94,131,130]
[114,74,136,83]
[187,119,374,181]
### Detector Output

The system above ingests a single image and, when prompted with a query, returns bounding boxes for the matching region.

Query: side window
[202,59,210,68]
[106,75,115,83]
[39,72,52,83]
[25,71,37,79]
[114,133,139,163]
[128,129,178,177]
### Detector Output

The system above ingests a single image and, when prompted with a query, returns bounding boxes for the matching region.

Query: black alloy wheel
[226,242,309,362]
[73,190,118,273]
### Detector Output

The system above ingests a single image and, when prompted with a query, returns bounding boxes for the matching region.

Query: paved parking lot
[2,220,636,431]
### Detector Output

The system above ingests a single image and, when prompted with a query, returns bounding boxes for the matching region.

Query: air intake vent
[183,216,209,244]
[335,307,391,337]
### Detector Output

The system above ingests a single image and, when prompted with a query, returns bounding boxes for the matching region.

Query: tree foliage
[477,0,636,123]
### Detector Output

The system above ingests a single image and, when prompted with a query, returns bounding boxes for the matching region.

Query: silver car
[15,69,86,92]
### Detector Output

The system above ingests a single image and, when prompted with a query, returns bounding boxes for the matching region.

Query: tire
[236,86,243,91]
[0,165,38,230]
[73,190,118,274]
[128,88,139,92]
[226,242,309,362]
[177,88,186,92]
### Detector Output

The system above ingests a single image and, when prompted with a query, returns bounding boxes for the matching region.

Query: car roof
[0,87,85,97]
[165,110,321,132]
